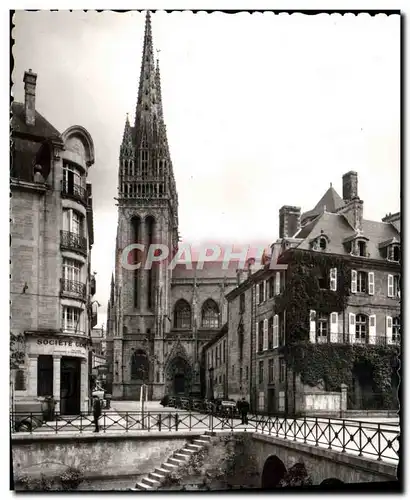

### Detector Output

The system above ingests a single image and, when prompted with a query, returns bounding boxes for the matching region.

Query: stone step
[193,439,209,445]
[135,482,152,490]
[199,434,212,441]
[168,457,186,466]
[154,467,171,476]
[187,443,203,450]
[174,452,190,460]
[149,471,166,481]
[162,462,179,470]
[179,448,196,455]
[141,476,160,488]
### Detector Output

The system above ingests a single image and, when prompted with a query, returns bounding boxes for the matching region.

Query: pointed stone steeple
[120,113,134,156]
[110,273,115,304]
[135,10,159,145]
[155,58,164,122]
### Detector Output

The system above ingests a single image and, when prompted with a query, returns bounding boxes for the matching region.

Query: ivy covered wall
[274,249,400,405]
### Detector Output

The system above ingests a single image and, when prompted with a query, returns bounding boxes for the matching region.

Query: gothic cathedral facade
[106,12,238,400]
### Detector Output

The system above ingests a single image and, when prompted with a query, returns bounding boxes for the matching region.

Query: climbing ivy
[274,250,351,344]
[287,342,399,404]
[274,249,400,405]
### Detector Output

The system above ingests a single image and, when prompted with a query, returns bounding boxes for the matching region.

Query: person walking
[240,397,249,425]
[92,395,102,433]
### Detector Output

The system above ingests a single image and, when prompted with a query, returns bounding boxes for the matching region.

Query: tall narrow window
[62,306,82,333]
[201,299,219,328]
[358,241,367,257]
[268,317,274,349]
[355,314,368,342]
[63,258,82,282]
[268,359,274,383]
[146,217,155,309]
[316,315,329,343]
[259,361,264,384]
[174,300,191,329]
[258,320,264,352]
[279,358,286,383]
[63,161,84,194]
[357,271,368,293]
[392,316,400,342]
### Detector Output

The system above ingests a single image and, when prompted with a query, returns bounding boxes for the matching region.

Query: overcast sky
[11,11,400,329]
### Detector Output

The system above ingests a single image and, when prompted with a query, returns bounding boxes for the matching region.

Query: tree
[10,332,25,370]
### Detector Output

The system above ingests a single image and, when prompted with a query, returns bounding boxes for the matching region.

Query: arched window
[319,237,327,250]
[174,300,191,329]
[201,299,219,329]
[131,349,149,381]
[355,314,368,342]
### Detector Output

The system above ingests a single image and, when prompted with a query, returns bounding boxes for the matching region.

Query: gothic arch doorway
[166,357,192,396]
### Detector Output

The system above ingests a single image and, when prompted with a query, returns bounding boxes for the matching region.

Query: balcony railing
[314,333,400,346]
[61,180,87,205]
[60,230,87,255]
[60,279,86,300]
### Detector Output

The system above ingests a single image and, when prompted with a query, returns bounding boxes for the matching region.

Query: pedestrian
[240,397,249,425]
[92,395,102,433]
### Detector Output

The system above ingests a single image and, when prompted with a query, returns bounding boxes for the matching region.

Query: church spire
[110,273,115,304]
[155,57,164,122]
[135,10,157,142]
[120,113,133,155]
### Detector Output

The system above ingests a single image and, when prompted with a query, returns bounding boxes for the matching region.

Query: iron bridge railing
[10,411,399,463]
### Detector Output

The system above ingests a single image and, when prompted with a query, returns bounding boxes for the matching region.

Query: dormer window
[388,244,401,263]
[378,239,400,262]
[344,235,369,257]
[358,241,366,257]
[311,234,330,252]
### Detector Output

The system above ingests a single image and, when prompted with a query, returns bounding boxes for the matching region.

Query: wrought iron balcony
[60,279,86,300]
[313,332,400,346]
[60,230,87,255]
[61,180,87,205]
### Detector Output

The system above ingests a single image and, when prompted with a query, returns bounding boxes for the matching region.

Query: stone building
[10,69,97,414]
[203,324,228,400]
[224,171,400,414]
[105,12,241,400]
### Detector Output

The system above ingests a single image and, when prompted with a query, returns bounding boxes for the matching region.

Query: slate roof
[11,101,62,182]
[301,186,346,224]
[11,101,61,140]
[294,211,400,261]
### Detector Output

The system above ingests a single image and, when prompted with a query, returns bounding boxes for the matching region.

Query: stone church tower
[106,11,239,400]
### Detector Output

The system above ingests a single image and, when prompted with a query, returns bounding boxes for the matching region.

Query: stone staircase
[132,434,212,491]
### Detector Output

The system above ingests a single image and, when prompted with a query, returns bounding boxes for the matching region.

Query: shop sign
[30,337,89,357]
[36,339,88,349]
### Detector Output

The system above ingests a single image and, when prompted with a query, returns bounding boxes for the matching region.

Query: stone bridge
[248,432,398,487]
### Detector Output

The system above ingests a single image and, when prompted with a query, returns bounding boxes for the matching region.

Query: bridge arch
[261,455,286,489]
[320,478,344,486]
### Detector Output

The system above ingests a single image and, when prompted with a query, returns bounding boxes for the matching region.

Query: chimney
[382,212,400,224]
[236,269,246,286]
[23,69,37,126]
[342,171,358,201]
[279,206,301,239]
